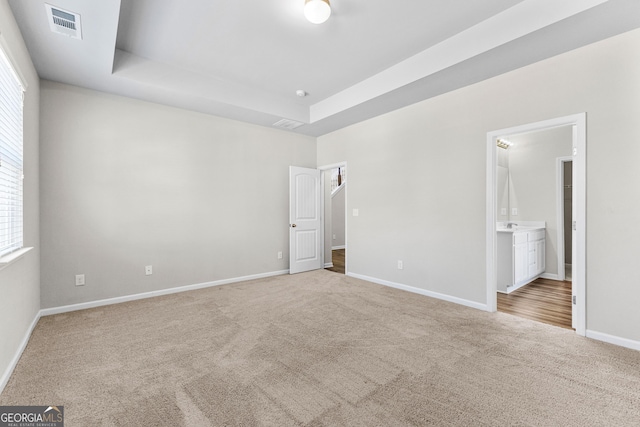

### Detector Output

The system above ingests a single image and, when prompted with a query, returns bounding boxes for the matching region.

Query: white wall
[0,0,40,390]
[318,28,640,343]
[39,81,316,308]
[507,126,572,276]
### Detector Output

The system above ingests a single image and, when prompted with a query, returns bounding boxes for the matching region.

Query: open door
[289,166,322,274]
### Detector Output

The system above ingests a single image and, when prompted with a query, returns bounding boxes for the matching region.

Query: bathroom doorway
[494,127,572,329]
[486,114,586,336]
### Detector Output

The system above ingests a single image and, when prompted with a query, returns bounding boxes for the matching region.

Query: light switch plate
[353,209,359,217]
[511,208,518,216]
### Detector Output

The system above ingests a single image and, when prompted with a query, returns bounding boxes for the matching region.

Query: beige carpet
[2,270,640,426]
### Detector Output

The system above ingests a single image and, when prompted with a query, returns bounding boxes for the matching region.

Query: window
[0,44,24,258]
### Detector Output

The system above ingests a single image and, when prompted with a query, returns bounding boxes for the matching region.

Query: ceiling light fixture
[497,138,513,149]
[304,0,331,24]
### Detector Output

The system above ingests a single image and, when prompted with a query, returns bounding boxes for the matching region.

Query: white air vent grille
[273,119,304,130]
[45,4,82,40]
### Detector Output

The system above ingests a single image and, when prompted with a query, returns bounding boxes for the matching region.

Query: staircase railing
[330,167,346,193]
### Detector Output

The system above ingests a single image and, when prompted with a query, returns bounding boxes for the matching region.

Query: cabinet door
[514,242,528,285]
[528,241,537,278]
[536,239,546,275]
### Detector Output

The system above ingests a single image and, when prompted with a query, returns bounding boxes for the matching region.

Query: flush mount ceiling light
[304,0,331,24]
[497,138,513,149]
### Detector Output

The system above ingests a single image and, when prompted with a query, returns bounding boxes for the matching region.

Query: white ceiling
[8,0,640,136]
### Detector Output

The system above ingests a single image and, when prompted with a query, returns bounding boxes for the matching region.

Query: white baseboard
[324,263,334,268]
[586,330,640,352]
[503,280,530,294]
[331,245,345,250]
[0,310,41,395]
[41,269,289,317]
[540,273,560,281]
[346,272,487,311]
[4,270,639,396]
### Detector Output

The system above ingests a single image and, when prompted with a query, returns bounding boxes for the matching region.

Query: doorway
[319,162,347,275]
[494,128,573,329]
[561,159,573,282]
[486,114,586,336]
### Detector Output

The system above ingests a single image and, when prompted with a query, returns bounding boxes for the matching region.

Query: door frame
[486,113,586,336]
[318,161,348,274]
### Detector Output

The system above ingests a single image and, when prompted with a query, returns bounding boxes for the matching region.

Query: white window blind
[0,45,24,258]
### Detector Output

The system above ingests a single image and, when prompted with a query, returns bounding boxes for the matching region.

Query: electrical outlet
[277,251,283,259]
[75,274,85,286]
[333,234,336,240]
[145,265,153,276]
[353,208,359,217]
[511,208,518,216]
[397,260,403,270]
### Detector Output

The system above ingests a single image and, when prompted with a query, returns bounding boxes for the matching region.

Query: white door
[289,166,322,274]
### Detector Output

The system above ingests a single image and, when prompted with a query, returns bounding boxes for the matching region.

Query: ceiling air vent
[45,4,82,40]
[273,119,304,130]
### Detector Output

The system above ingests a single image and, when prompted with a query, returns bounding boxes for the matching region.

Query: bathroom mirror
[497,145,510,222]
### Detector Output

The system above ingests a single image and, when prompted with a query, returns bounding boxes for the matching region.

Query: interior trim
[347,272,488,311]
[40,269,289,316]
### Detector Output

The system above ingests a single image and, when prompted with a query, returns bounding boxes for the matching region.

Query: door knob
[291,224,297,227]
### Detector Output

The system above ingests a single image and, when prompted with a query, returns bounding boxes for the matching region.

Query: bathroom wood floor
[498,277,573,329]
[325,249,345,274]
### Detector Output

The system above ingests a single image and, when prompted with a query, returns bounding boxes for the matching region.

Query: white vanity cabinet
[498,227,546,293]
[528,229,545,279]
[513,232,528,287]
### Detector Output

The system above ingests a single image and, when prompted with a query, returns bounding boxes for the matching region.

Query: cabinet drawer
[514,233,527,245]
